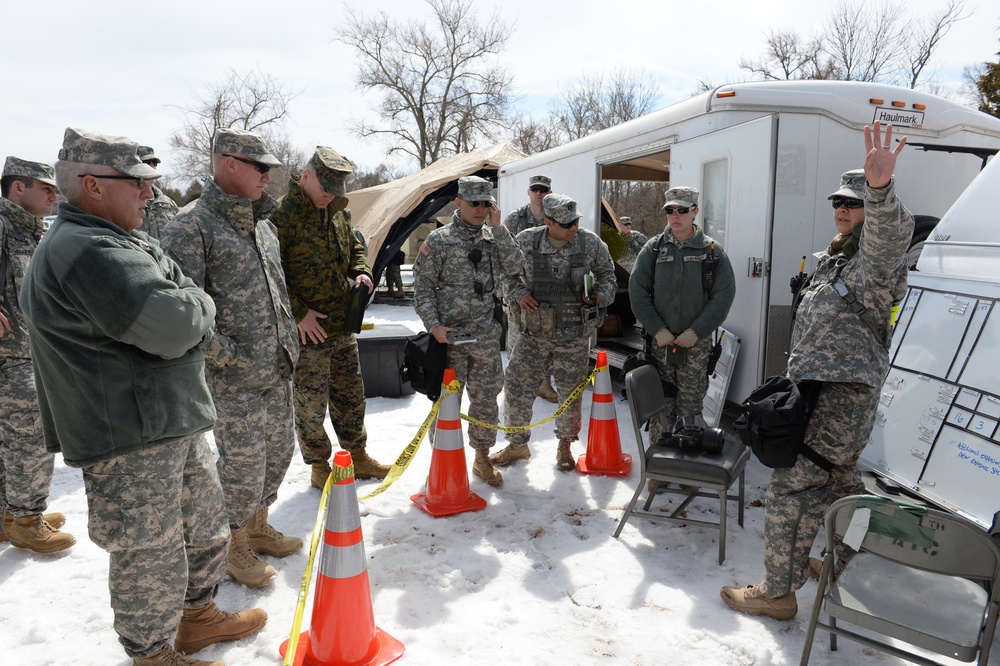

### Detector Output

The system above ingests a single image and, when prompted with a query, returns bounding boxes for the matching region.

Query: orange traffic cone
[577,350,632,476]
[411,367,487,517]
[279,451,404,666]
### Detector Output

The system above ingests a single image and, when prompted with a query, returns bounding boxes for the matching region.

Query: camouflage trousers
[385,264,403,291]
[648,337,712,447]
[0,358,54,516]
[83,433,229,659]
[430,325,504,450]
[759,381,876,597]
[294,335,368,464]
[213,380,295,529]
[504,333,591,446]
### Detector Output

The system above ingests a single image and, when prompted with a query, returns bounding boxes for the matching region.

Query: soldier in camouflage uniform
[0,156,74,553]
[21,128,265,666]
[722,121,912,621]
[135,145,179,239]
[618,216,648,272]
[503,174,559,402]
[494,193,617,471]
[271,147,390,489]
[161,128,301,590]
[412,176,523,487]
[628,187,736,448]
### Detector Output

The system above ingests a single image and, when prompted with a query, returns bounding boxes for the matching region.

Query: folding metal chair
[801,494,1000,666]
[614,364,749,564]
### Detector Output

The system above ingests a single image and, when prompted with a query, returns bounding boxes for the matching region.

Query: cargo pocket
[84,473,182,552]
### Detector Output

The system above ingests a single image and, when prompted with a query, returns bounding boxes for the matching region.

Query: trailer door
[667,115,777,402]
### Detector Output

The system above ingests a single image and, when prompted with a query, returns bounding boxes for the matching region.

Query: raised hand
[864,120,907,189]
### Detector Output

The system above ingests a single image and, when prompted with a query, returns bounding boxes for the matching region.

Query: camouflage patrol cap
[827,169,866,200]
[213,128,282,166]
[619,216,632,226]
[311,146,354,196]
[2,156,57,187]
[457,175,495,203]
[528,174,552,190]
[663,187,699,209]
[542,193,581,225]
[136,145,160,166]
[57,128,160,179]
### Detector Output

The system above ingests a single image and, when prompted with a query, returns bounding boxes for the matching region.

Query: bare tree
[507,116,562,155]
[346,163,406,191]
[169,68,300,188]
[824,0,906,82]
[338,0,514,168]
[738,30,835,80]
[555,67,660,140]
[902,0,968,89]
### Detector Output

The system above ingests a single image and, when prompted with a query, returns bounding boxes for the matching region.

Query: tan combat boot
[247,506,302,557]
[349,449,391,480]
[174,601,267,655]
[720,584,798,621]
[134,645,224,666]
[7,513,75,554]
[472,449,503,487]
[310,460,332,490]
[226,526,276,588]
[490,443,531,467]
[556,439,576,471]
[537,377,558,403]
[1,510,65,542]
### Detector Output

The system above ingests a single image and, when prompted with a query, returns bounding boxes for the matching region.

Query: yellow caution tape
[461,367,598,433]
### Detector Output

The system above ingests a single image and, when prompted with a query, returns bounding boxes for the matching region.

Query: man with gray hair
[413,175,523,487]
[0,156,74,553]
[161,128,301,590]
[20,128,266,665]
[135,145,178,239]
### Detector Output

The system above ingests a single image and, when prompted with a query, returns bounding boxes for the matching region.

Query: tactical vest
[528,229,589,333]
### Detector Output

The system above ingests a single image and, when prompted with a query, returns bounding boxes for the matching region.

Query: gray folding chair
[615,364,749,564]
[801,494,1000,666]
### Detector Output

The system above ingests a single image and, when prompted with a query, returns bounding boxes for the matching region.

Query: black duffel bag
[399,332,447,402]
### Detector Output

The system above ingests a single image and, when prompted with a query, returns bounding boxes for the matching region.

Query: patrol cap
[311,146,353,196]
[619,216,632,226]
[457,175,495,203]
[213,128,282,166]
[542,193,581,226]
[57,128,161,179]
[136,145,160,167]
[662,186,699,209]
[2,156,57,187]
[827,169,866,200]
[528,174,552,190]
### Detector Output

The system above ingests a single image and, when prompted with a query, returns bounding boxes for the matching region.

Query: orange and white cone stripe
[577,350,632,476]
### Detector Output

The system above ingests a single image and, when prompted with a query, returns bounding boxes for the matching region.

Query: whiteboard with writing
[860,273,1000,528]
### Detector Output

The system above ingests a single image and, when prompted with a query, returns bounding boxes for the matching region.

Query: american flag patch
[419,241,431,257]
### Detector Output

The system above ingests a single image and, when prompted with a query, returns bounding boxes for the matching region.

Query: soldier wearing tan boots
[21,128,266,666]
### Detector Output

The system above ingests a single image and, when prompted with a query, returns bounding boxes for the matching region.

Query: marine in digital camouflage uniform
[0,156,74,553]
[162,128,301,589]
[21,128,265,664]
[722,122,913,621]
[628,187,736,446]
[495,193,616,472]
[135,145,178,239]
[412,175,523,487]
[271,146,389,488]
[617,216,648,272]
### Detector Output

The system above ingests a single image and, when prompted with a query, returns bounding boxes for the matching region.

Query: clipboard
[346,283,368,334]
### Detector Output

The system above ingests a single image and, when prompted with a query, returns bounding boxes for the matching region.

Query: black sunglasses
[831,197,864,209]
[664,206,692,215]
[463,200,493,208]
[78,174,154,189]
[529,186,550,193]
[549,218,579,230]
[222,153,271,174]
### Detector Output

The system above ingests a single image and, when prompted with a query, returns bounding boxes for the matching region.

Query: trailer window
[701,159,729,246]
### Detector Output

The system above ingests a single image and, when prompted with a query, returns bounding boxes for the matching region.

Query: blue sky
[2,0,997,179]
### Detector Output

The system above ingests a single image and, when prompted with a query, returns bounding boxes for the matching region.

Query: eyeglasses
[463,200,492,208]
[529,186,550,193]
[549,218,579,229]
[79,174,154,189]
[830,197,864,209]
[664,206,692,215]
[222,153,271,174]
[468,248,485,297]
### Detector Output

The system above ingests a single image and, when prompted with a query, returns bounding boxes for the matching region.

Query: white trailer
[498,80,1000,404]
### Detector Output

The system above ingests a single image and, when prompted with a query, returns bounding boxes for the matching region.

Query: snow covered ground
[0,303,980,665]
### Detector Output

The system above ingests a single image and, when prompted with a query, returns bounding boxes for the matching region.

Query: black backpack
[733,377,832,471]
[399,332,447,401]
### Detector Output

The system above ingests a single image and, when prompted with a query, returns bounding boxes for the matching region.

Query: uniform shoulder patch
[419,241,432,257]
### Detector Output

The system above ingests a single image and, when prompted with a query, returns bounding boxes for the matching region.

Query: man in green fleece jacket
[20,128,265,666]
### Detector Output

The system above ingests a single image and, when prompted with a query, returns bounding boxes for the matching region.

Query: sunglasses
[222,153,271,174]
[464,200,493,208]
[831,197,864,209]
[664,206,692,215]
[79,174,155,189]
[529,186,550,193]
[550,218,579,229]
